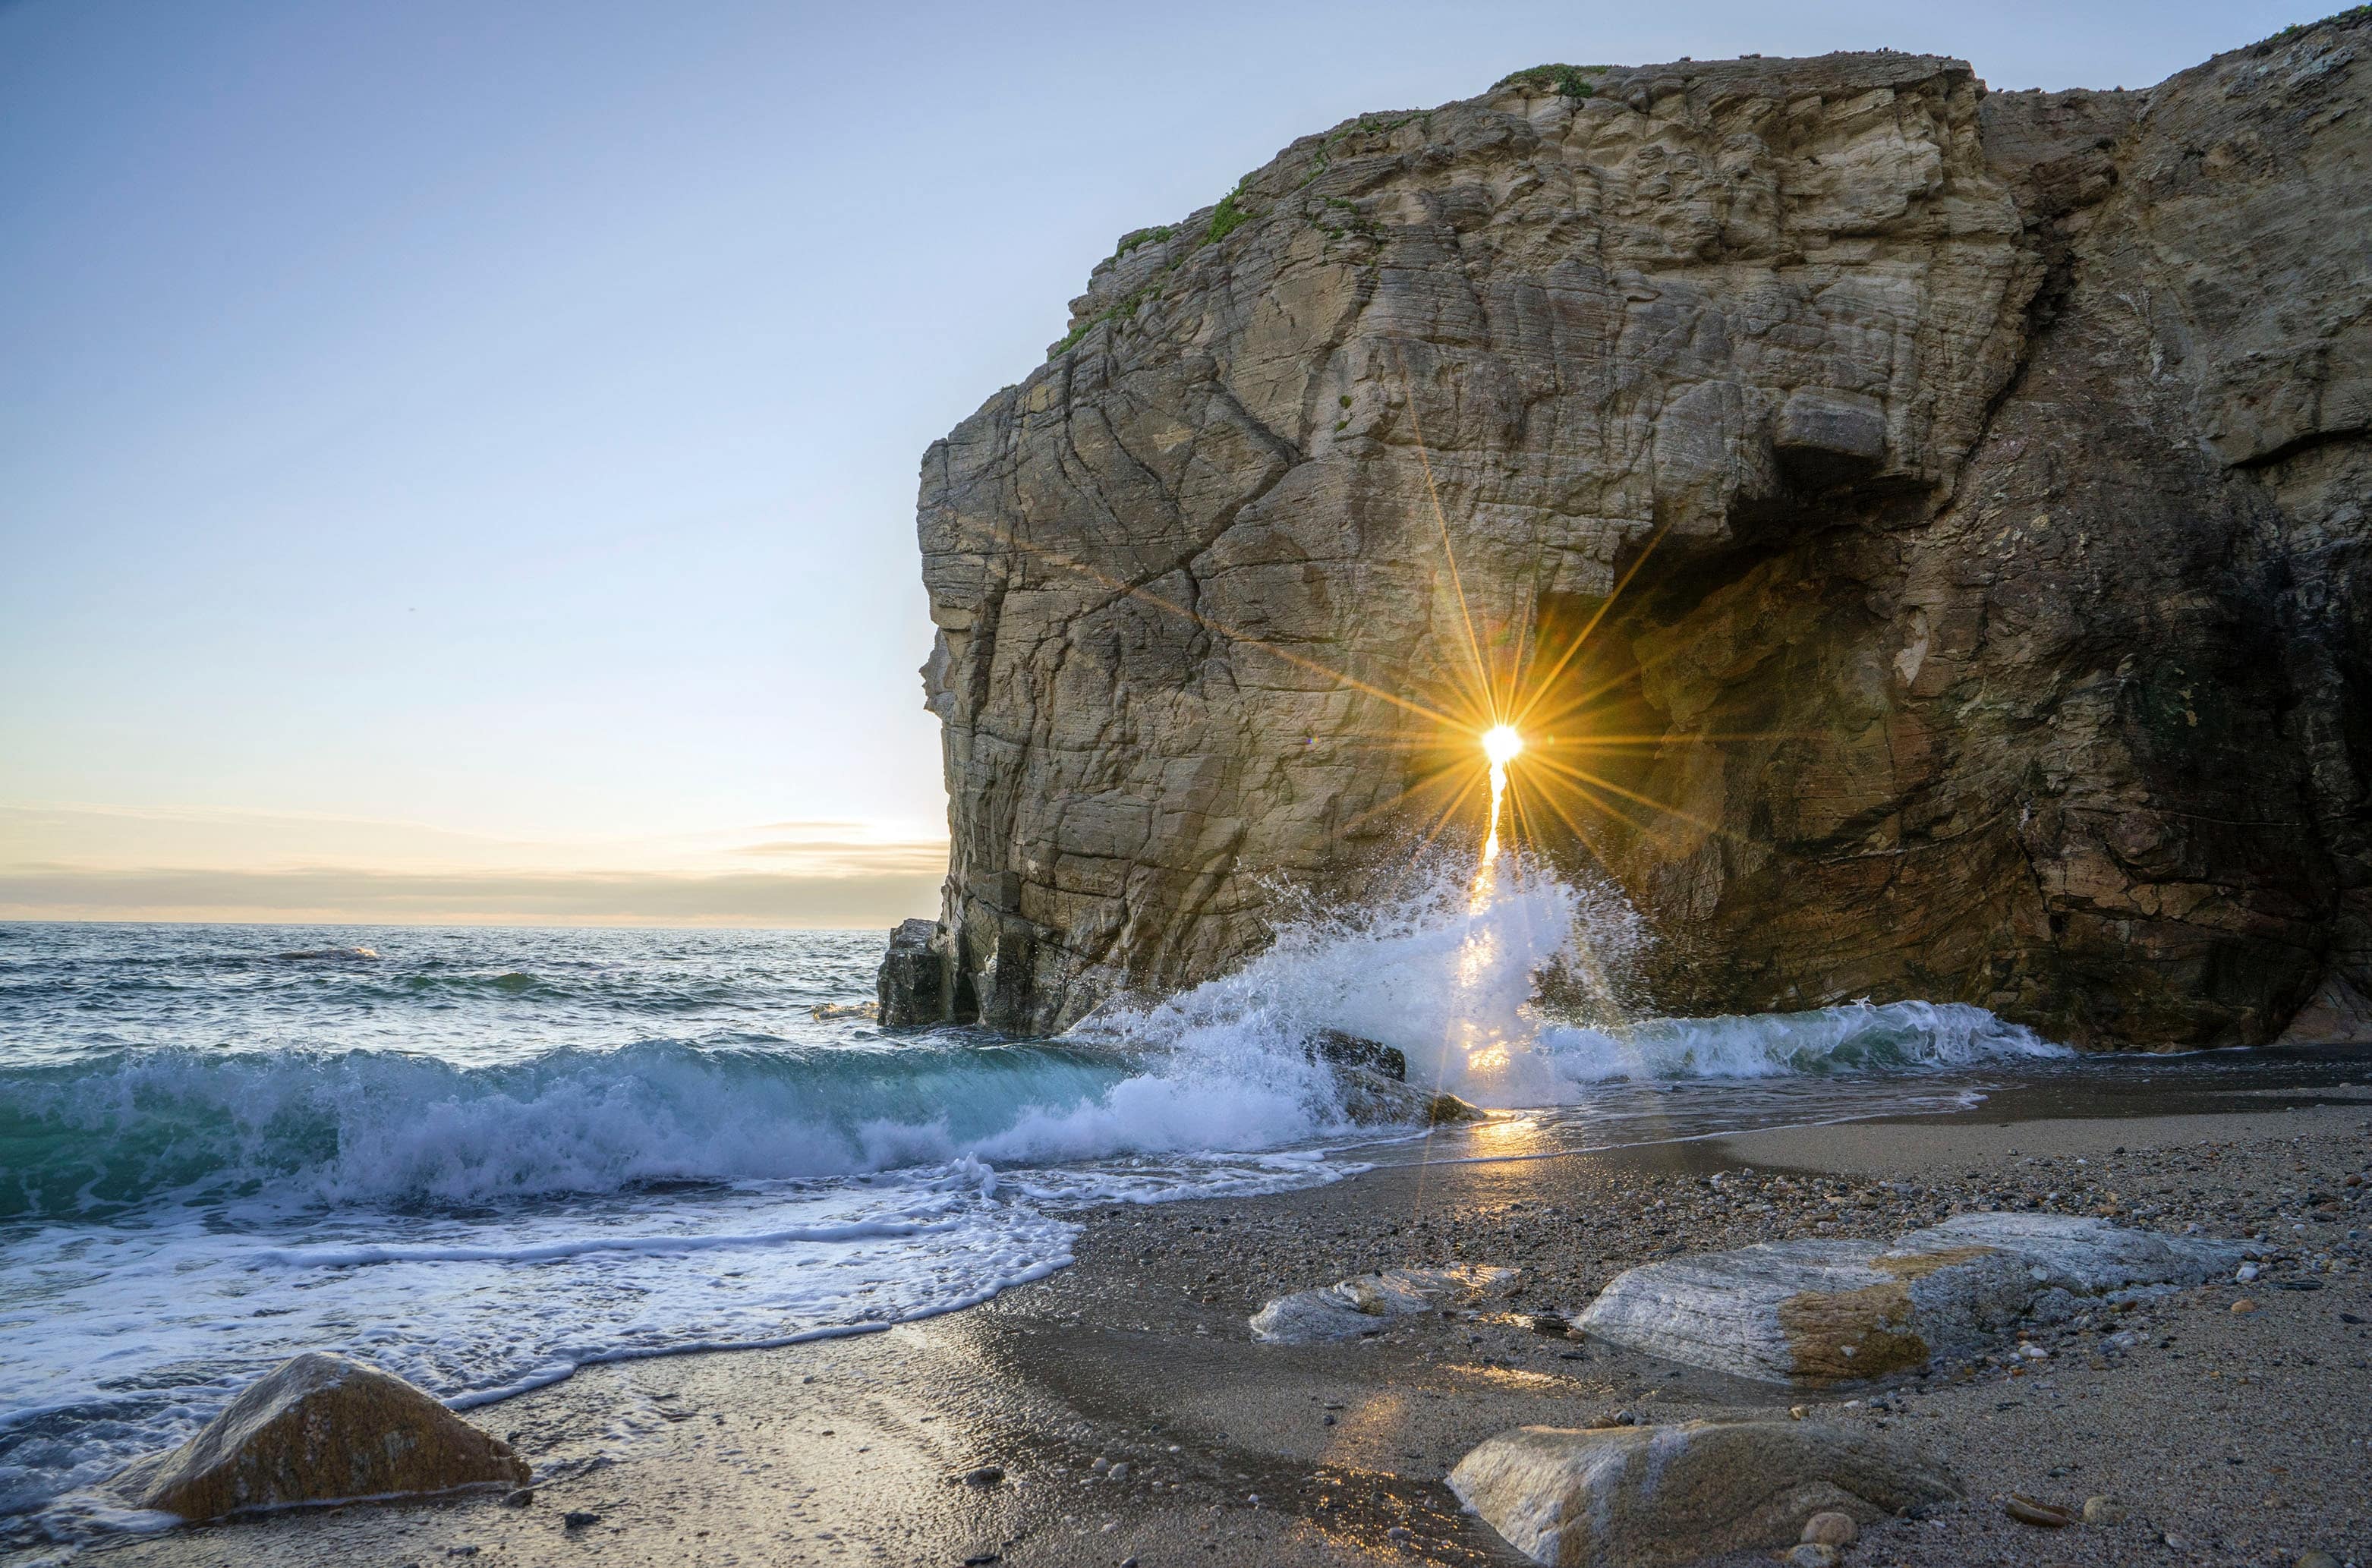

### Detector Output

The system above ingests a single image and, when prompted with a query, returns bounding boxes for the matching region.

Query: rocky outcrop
[1574,1212,2241,1384]
[113,1353,528,1521]
[1251,1263,1522,1343]
[1447,1417,1960,1566]
[887,18,2372,1047]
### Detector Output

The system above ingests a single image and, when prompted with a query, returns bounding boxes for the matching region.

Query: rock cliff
[886,17,2372,1049]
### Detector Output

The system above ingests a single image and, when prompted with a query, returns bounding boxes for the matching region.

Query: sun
[1482,724,1524,766]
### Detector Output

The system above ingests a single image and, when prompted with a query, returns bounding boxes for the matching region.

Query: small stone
[2296,1554,2341,1568]
[2232,1298,2259,1314]
[1384,1525,1411,1541]
[2004,1494,2076,1527]
[502,1488,535,1507]
[959,1465,1005,1488]
[1802,1510,1858,1546]
[563,1511,601,1529]
[2081,1494,2126,1524]
[1789,1404,1810,1420]
[1788,1546,1841,1567]
[1106,1463,1129,1482]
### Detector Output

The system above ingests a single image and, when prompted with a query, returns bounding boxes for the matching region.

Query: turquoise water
[0,899,2072,1540]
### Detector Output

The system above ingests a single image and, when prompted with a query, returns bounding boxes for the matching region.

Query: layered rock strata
[888,19,2372,1047]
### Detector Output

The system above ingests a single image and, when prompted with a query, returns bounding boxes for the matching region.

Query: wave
[0,862,2067,1220]
[0,1039,1132,1219]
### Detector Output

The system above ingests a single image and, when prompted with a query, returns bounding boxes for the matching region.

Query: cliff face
[887,20,2372,1049]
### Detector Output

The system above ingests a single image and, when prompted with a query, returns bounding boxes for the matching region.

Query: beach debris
[2081,1493,2126,1524]
[1801,1510,1858,1546]
[1577,1214,2243,1386]
[108,1352,528,1522]
[808,1002,878,1022]
[2003,1494,2076,1528]
[1447,1418,1958,1566]
[1249,1264,1522,1343]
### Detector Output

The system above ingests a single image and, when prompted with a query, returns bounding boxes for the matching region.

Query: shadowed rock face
[890,21,2372,1047]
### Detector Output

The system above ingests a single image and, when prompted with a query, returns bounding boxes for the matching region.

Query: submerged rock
[1334,1064,1482,1127]
[113,1352,529,1521]
[1250,1264,1521,1343]
[1577,1213,2241,1384]
[1448,1418,1959,1566]
[1308,1028,1407,1082]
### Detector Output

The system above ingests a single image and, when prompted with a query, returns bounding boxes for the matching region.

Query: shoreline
[30,1065,2372,1568]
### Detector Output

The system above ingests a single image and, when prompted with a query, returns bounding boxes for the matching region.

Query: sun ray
[1511,517,1674,729]
[1525,751,1737,844]
[1395,348,1502,723]
[952,517,1471,732]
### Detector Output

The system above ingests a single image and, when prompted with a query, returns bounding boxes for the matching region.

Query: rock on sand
[113,1352,530,1521]
[1250,1264,1521,1343]
[1577,1213,2241,1385]
[1448,1417,1960,1566]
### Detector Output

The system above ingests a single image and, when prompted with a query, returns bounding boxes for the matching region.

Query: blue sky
[0,0,2314,924]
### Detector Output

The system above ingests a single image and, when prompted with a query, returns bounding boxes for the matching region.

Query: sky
[0,0,2317,927]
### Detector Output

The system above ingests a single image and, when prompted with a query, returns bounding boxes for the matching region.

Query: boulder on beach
[113,1352,529,1521]
[1448,1418,1961,1566]
[1577,1212,2242,1385]
[1251,1264,1522,1343]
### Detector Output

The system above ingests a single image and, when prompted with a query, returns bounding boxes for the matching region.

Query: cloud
[0,801,950,927]
[0,865,943,929]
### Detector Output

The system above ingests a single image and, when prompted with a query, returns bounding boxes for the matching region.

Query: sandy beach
[46,1053,2369,1568]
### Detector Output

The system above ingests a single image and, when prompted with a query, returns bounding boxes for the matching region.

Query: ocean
[0,864,2078,1541]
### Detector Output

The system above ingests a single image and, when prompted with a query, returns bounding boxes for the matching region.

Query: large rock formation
[887,18,2372,1047]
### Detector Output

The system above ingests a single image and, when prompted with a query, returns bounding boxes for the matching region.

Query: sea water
[0,864,2071,1539]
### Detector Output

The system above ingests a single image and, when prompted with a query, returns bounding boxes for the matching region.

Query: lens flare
[1479,725,1523,867]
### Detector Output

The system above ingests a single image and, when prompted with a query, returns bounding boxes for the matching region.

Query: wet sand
[46,1060,2372,1568]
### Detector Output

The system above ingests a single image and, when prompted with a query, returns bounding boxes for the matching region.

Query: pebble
[562,1511,601,1530]
[959,1466,1004,1488]
[2232,1298,2260,1314]
[1786,1546,1841,1567]
[2005,1494,2076,1528]
[1801,1510,1858,1547]
[1107,1463,1129,1482]
[2296,1554,2341,1568]
[2081,1494,2126,1524]
[502,1488,535,1507]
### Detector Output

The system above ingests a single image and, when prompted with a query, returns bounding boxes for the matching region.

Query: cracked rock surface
[890,23,2372,1049]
